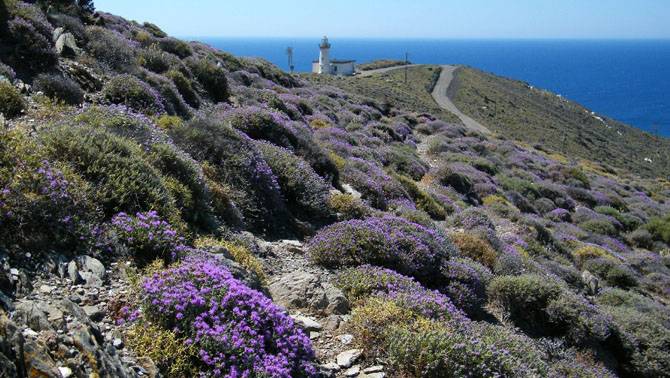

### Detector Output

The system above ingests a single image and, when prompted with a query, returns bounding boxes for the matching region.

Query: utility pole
[405,52,408,85]
[286,47,294,72]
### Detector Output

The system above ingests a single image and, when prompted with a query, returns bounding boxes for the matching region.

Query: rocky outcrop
[270,271,349,315]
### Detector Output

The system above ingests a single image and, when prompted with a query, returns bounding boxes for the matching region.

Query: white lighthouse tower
[318,36,331,74]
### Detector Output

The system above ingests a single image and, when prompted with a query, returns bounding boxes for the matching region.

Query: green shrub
[169,118,290,233]
[392,172,446,220]
[329,193,372,220]
[583,258,638,289]
[472,159,498,175]
[159,37,193,58]
[307,217,451,285]
[451,233,498,270]
[138,70,190,117]
[41,124,179,222]
[488,274,562,325]
[644,214,670,244]
[85,26,136,72]
[138,48,171,73]
[499,175,540,201]
[33,73,84,105]
[257,142,334,224]
[148,143,216,232]
[187,58,230,103]
[165,70,200,108]
[142,21,167,37]
[101,74,166,115]
[568,167,591,189]
[0,81,25,118]
[579,219,618,236]
[126,324,200,377]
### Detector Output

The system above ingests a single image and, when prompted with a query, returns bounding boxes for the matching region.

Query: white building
[312,36,356,76]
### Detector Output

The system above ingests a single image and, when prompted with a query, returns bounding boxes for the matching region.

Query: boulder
[336,349,362,368]
[55,32,82,57]
[582,270,599,296]
[270,271,349,315]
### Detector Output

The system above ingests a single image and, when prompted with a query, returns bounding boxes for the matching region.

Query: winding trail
[431,65,490,133]
[356,64,490,133]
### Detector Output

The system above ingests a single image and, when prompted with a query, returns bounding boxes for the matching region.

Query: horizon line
[180,36,670,41]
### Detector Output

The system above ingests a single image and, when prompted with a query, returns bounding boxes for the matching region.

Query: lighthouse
[312,36,356,75]
[318,36,331,74]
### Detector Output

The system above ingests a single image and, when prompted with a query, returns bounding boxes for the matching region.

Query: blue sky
[94,0,670,39]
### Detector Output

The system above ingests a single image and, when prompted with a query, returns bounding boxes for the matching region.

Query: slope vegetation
[0,3,669,378]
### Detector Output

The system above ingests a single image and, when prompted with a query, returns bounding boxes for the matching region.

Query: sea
[194,38,670,138]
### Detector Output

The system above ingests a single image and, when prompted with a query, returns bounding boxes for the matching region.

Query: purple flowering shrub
[0,156,99,252]
[41,124,182,224]
[641,273,670,301]
[102,74,166,115]
[100,211,185,264]
[333,265,424,300]
[85,26,138,72]
[223,106,339,186]
[169,118,291,233]
[5,1,57,69]
[582,258,638,289]
[138,69,191,118]
[341,158,409,210]
[165,70,201,109]
[329,193,374,221]
[308,217,451,284]
[440,260,488,316]
[256,142,334,224]
[140,255,318,377]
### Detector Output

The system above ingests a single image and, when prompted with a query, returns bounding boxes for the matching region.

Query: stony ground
[0,235,388,378]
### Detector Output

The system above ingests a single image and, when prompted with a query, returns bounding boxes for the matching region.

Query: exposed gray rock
[67,261,81,284]
[270,271,349,315]
[336,349,362,368]
[55,32,82,57]
[344,365,361,377]
[582,270,599,296]
[363,366,384,374]
[52,27,65,43]
[76,256,106,280]
[337,334,354,345]
[291,315,322,332]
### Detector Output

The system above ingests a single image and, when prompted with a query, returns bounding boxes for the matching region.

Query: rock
[0,291,14,312]
[337,334,354,345]
[582,270,599,296]
[342,184,362,199]
[39,284,52,294]
[322,315,342,331]
[291,315,322,332]
[280,239,303,253]
[112,338,124,349]
[336,349,362,368]
[15,301,52,332]
[55,32,82,57]
[52,27,65,43]
[270,272,349,315]
[320,362,340,372]
[24,340,61,377]
[309,331,320,339]
[83,305,104,322]
[362,373,386,378]
[136,356,159,378]
[67,261,81,284]
[77,256,106,280]
[59,366,74,378]
[323,282,350,315]
[344,365,361,377]
[363,366,384,374]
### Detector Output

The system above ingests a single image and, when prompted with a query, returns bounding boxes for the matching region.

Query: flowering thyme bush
[101,211,185,264]
[141,255,318,377]
[308,217,450,284]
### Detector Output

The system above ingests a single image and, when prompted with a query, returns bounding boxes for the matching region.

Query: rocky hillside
[1,1,670,377]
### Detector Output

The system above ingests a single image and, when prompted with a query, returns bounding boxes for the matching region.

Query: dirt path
[356,64,424,76]
[431,65,490,133]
